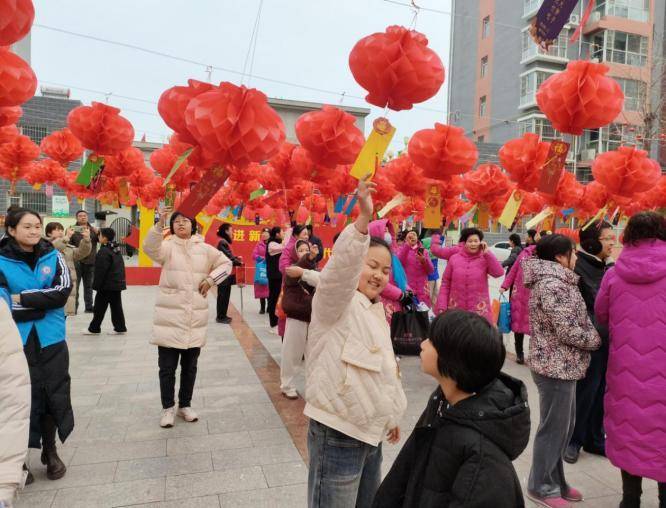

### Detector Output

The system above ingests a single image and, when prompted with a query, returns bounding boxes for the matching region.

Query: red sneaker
[526,492,572,508]
[563,487,584,502]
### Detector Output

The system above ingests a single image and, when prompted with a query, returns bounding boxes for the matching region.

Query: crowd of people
[0,184,664,507]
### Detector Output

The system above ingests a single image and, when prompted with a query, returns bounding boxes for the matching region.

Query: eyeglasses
[599,236,616,242]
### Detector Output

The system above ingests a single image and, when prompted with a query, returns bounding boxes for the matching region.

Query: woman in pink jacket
[438,228,503,322]
[595,212,666,506]
[251,228,270,315]
[499,245,536,364]
[397,230,434,307]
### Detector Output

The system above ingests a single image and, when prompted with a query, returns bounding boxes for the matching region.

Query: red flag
[538,141,569,195]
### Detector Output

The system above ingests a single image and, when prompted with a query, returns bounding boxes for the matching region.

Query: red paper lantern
[0,105,21,127]
[184,82,285,169]
[592,145,660,198]
[127,165,154,188]
[384,155,424,197]
[40,128,84,166]
[578,180,608,216]
[0,132,38,167]
[536,61,624,135]
[104,146,146,178]
[0,123,19,145]
[463,164,511,205]
[158,79,215,145]
[641,175,666,209]
[408,123,478,180]
[23,159,66,187]
[0,47,37,107]
[546,171,584,209]
[499,133,551,192]
[295,105,364,168]
[0,0,35,46]
[519,192,547,215]
[67,102,134,156]
[490,189,513,218]
[349,25,445,111]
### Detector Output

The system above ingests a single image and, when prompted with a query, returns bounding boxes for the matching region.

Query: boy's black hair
[526,229,538,242]
[622,211,666,245]
[429,310,505,393]
[579,220,612,255]
[369,236,392,255]
[100,227,115,242]
[536,233,574,262]
[508,233,522,247]
[460,227,484,243]
[169,212,198,235]
[45,222,64,236]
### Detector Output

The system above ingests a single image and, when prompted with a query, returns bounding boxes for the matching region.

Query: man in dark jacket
[69,210,99,313]
[564,221,615,464]
[216,223,243,324]
[373,310,530,508]
[305,225,324,266]
[85,228,127,335]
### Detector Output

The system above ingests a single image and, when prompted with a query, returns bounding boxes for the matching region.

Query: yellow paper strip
[498,190,524,229]
[525,207,553,230]
[423,184,442,229]
[350,118,396,180]
[582,205,608,231]
[377,193,407,219]
[196,212,214,237]
[138,203,154,267]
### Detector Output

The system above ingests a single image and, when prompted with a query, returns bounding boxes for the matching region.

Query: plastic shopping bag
[497,294,512,334]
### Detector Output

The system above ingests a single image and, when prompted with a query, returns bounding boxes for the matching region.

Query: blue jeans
[307,419,382,508]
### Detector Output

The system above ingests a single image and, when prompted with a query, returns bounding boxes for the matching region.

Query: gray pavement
[14,284,661,508]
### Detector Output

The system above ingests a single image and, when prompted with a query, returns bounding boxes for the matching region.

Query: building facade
[448,0,665,181]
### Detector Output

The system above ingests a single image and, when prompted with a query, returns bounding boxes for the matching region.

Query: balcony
[521,30,569,64]
[593,1,649,23]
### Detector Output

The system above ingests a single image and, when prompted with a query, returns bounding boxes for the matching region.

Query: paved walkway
[15,285,660,508]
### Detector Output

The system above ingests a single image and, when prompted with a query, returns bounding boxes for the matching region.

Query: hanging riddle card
[538,140,570,195]
[498,190,524,229]
[177,166,230,218]
[423,184,442,229]
[350,117,396,180]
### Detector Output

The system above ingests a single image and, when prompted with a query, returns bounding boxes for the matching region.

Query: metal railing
[594,1,649,22]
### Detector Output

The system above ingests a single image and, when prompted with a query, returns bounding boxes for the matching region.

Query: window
[523,0,542,17]
[577,167,593,183]
[615,78,646,111]
[7,192,49,214]
[479,96,487,117]
[517,116,563,142]
[482,16,490,38]
[20,125,49,145]
[594,0,649,22]
[521,30,568,61]
[584,123,641,153]
[594,30,648,66]
[480,56,488,78]
[520,70,555,107]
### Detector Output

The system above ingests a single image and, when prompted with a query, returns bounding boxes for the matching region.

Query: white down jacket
[143,226,232,349]
[0,296,30,503]
[304,224,407,446]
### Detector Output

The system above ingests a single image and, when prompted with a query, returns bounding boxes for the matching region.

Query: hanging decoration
[0,47,37,107]
[592,145,661,198]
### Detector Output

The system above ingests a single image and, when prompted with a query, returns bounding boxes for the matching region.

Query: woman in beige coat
[143,209,232,428]
[0,293,31,506]
[45,223,92,316]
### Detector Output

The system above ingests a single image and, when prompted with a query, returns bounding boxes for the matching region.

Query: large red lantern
[499,133,550,192]
[0,0,35,46]
[384,155,424,197]
[641,175,666,209]
[0,47,37,107]
[536,61,623,135]
[24,158,67,187]
[184,82,285,169]
[577,180,608,217]
[40,128,84,166]
[0,123,19,145]
[408,123,478,180]
[463,164,511,205]
[0,105,21,127]
[546,171,585,209]
[104,146,146,178]
[349,25,445,111]
[295,105,364,168]
[592,145,660,198]
[520,192,547,215]
[0,133,38,187]
[158,79,215,145]
[67,102,134,156]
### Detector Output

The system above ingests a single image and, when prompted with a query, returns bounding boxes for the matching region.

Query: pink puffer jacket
[500,245,535,334]
[397,242,434,307]
[437,247,503,322]
[595,240,666,482]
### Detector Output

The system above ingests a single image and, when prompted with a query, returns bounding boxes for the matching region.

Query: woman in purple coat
[397,230,434,307]
[595,212,666,507]
[438,228,503,323]
[500,245,536,364]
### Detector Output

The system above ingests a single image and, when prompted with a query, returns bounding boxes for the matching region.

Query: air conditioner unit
[580,149,597,160]
[569,14,580,25]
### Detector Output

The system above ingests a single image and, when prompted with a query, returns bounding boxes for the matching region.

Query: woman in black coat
[216,223,243,324]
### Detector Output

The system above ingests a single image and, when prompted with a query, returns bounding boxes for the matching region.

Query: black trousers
[514,333,525,357]
[267,277,282,328]
[216,284,232,319]
[259,298,266,313]
[75,262,95,312]
[621,470,666,507]
[88,290,126,333]
[157,346,201,409]
[570,346,608,451]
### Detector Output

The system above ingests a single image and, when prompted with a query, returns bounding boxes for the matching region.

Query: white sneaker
[270,326,279,335]
[177,407,199,422]
[281,388,298,400]
[106,330,126,335]
[83,330,100,335]
[160,406,176,428]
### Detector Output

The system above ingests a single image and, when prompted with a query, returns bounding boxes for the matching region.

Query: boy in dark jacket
[373,310,531,508]
[85,228,127,335]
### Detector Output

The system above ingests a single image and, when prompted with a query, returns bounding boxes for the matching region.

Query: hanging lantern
[0,0,35,46]
[592,145,660,198]
[0,123,19,145]
[349,25,445,111]
[499,133,551,192]
[0,133,39,190]
[184,82,285,169]
[104,146,146,178]
[408,123,478,180]
[536,61,624,135]
[23,158,67,187]
[158,79,215,145]
[0,105,21,127]
[520,192,547,215]
[67,102,134,156]
[545,171,585,209]
[383,154,425,197]
[0,47,37,107]
[463,164,511,205]
[39,128,84,166]
[295,105,364,168]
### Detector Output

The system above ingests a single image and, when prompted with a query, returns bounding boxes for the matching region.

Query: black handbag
[390,302,430,356]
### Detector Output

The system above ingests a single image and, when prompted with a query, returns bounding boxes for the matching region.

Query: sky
[30,0,453,152]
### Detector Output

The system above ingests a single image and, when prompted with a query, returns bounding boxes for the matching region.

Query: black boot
[23,463,34,485]
[40,415,66,480]
[259,298,266,314]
